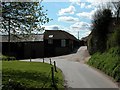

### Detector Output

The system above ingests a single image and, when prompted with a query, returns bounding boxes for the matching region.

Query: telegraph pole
[78,31,79,40]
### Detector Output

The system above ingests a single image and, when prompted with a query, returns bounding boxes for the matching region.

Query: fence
[41,58,58,89]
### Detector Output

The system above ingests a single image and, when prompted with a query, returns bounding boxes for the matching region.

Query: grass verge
[2,61,64,89]
[87,47,120,82]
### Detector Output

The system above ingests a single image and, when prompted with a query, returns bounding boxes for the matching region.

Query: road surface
[21,46,119,88]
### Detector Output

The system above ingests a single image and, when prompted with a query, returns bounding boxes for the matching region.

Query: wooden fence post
[54,61,57,72]
[43,58,44,63]
[50,58,52,65]
[30,57,31,62]
[51,67,55,86]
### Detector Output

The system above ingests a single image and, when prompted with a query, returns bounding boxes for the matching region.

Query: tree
[0,1,51,41]
[88,8,112,54]
[112,1,120,22]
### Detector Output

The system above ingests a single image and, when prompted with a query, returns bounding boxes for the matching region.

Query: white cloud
[67,21,91,39]
[43,25,62,30]
[86,4,92,8]
[80,3,86,8]
[43,23,91,39]
[70,22,91,30]
[76,8,97,19]
[58,5,76,15]
[69,0,81,3]
[76,2,94,9]
[86,0,119,3]
[85,0,120,9]
[58,16,79,23]
[80,30,91,38]
[64,28,91,39]
[77,12,91,19]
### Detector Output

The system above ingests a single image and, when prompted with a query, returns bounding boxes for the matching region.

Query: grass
[87,47,120,82]
[2,61,64,89]
[0,55,16,61]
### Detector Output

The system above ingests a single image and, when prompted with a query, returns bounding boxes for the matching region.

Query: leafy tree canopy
[0,1,51,38]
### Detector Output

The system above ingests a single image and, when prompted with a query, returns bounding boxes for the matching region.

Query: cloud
[80,3,86,8]
[64,27,91,39]
[67,21,91,39]
[80,30,91,38]
[76,8,97,19]
[70,22,91,30]
[42,25,62,30]
[76,2,94,9]
[86,0,119,3]
[58,16,79,23]
[69,0,81,3]
[58,5,76,15]
[69,0,118,3]
[77,12,91,19]
[86,4,92,8]
[43,24,91,39]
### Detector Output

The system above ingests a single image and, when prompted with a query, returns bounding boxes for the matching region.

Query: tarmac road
[21,46,119,88]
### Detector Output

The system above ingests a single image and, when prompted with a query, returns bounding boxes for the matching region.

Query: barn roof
[0,34,44,42]
[0,30,79,42]
[44,30,78,41]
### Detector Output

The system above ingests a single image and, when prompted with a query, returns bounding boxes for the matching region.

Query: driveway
[21,46,119,88]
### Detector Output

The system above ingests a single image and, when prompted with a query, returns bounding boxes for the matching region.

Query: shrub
[107,26,120,49]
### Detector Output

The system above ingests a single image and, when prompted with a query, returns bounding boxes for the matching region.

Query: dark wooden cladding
[1,30,83,59]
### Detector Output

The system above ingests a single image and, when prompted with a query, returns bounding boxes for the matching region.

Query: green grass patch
[0,55,16,61]
[87,47,120,82]
[2,61,64,89]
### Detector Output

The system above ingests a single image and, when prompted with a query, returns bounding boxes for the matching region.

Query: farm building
[1,34,44,59]
[44,30,80,57]
[0,30,80,59]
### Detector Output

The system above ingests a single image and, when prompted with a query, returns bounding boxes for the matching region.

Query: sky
[40,0,119,39]
[1,0,119,39]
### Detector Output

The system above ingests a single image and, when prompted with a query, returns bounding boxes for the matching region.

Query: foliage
[112,1,120,21]
[87,47,120,82]
[2,61,64,89]
[1,2,51,38]
[107,26,120,49]
[87,2,120,84]
[0,55,16,61]
[88,8,112,54]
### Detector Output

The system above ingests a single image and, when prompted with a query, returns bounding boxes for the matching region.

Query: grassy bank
[2,61,64,89]
[87,47,120,82]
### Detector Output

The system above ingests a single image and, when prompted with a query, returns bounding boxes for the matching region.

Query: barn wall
[1,42,44,59]
[55,47,70,56]
[44,39,74,57]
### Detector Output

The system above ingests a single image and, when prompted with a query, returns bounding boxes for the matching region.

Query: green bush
[107,26,120,49]
[112,65,120,81]
[87,47,120,82]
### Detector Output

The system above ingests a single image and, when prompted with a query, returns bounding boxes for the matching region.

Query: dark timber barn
[0,30,80,59]
[44,30,80,57]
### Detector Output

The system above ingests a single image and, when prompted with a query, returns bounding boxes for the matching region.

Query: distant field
[2,61,64,89]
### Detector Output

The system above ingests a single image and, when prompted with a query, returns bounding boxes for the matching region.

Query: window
[48,39,53,44]
[49,35,53,38]
[61,39,66,47]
